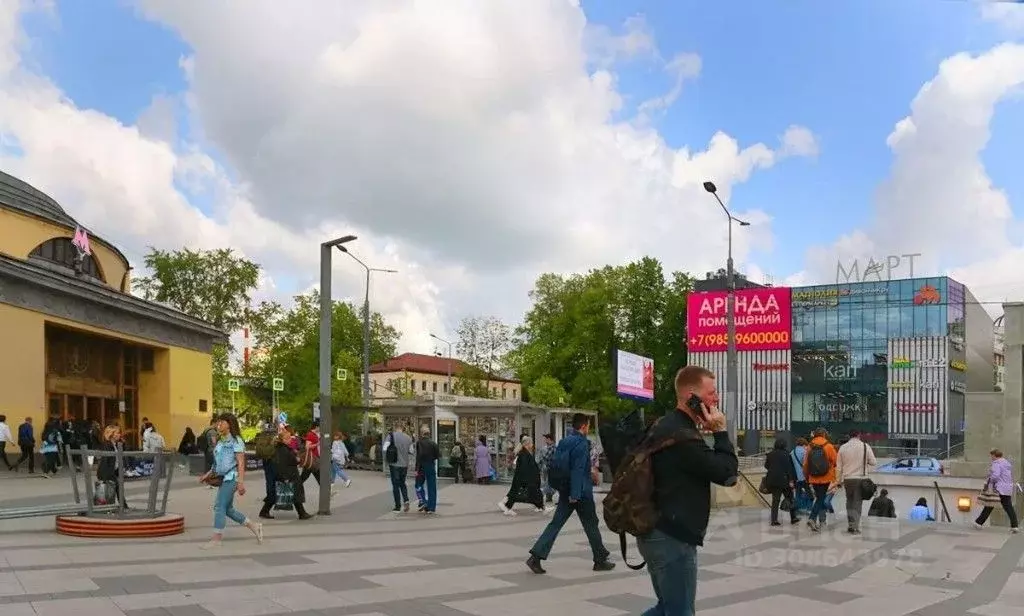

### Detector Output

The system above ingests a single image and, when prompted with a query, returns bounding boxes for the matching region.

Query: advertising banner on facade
[686,287,792,352]
[687,349,792,431]
[887,337,949,438]
[615,349,654,401]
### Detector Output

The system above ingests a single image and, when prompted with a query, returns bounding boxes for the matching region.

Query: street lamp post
[430,334,453,393]
[702,181,750,448]
[339,247,397,434]
[318,234,358,516]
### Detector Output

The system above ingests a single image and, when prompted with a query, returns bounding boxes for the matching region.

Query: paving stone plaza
[1,470,1023,616]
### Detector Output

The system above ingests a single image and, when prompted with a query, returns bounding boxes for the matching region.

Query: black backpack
[385,432,398,464]
[807,443,830,477]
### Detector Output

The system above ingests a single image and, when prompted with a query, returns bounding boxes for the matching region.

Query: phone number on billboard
[693,331,790,347]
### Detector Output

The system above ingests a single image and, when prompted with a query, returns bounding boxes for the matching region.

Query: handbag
[860,443,877,500]
[203,473,224,487]
[780,495,793,512]
[978,483,1003,507]
[275,480,295,510]
[758,476,771,495]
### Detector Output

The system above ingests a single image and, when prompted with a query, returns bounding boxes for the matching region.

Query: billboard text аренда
[686,288,793,352]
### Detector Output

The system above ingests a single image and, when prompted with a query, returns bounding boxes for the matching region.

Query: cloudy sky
[2,0,1024,357]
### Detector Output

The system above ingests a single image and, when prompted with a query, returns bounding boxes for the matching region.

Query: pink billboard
[686,287,792,352]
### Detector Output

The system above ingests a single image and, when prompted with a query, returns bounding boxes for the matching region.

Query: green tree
[133,248,261,413]
[245,291,400,424]
[526,376,567,406]
[453,364,492,398]
[509,258,694,420]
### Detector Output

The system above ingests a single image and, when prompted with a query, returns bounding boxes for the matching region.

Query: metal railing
[73,446,176,519]
[0,445,176,521]
[933,480,952,522]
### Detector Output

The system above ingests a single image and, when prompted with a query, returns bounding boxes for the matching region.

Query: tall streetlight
[338,246,397,433]
[702,181,750,448]
[430,333,453,393]
[318,234,358,515]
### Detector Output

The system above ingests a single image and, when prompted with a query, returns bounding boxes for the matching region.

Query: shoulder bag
[859,442,877,499]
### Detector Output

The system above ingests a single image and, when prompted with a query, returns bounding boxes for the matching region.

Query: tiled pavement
[1,469,1024,615]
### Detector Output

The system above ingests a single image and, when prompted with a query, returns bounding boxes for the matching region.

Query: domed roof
[0,169,129,264]
[0,169,80,228]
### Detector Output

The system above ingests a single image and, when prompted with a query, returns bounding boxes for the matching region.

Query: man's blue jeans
[636,529,697,616]
[389,465,409,509]
[529,496,610,563]
[422,464,437,512]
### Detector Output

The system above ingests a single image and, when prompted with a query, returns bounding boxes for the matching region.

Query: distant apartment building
[369,352,521,403]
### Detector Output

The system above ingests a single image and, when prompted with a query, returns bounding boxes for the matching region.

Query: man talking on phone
[638,366,738,616]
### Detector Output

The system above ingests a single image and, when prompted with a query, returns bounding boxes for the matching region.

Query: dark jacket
[273,440,304,503]
[868,495,897,518]
[555,432,593,501]
[650,410,738,547]
[96,441,119,482]
[415,438,440,472]
[764,448,796,490]
[507,448,543,505]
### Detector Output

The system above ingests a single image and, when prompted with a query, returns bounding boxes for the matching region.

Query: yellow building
[0,171,223,449]
[369,353,521,402]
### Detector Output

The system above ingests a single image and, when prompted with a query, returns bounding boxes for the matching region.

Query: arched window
[29,237,105,282]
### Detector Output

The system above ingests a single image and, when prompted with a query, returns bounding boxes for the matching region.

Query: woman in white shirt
[331,431,352,488]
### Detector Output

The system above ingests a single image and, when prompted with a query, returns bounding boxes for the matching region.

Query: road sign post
[228,379,240,413]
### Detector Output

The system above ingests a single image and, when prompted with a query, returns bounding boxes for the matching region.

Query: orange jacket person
[802,428,837,532]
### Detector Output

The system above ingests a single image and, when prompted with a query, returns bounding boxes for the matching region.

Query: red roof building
[369,352,521,401]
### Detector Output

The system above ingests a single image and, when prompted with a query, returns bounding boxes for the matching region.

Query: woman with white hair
[498,436,551,516]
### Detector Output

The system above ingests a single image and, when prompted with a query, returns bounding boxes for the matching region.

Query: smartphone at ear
[686,394,707,420]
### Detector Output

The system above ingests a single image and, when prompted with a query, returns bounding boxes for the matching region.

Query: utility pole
[703,182,750,447]
[317,234,357,516]
[338,247,396,434]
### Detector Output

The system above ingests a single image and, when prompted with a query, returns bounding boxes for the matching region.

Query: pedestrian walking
[525,413,614,575]
[198,412,263,549]
[803,428,838,532]
[604,365,737,616]
[764,438,800,526]
[975,448,1020,533]
[385,426,413,513]
[499,436,550,516]
[835,429,877,534]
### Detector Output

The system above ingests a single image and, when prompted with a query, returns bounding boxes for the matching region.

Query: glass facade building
[788,276,968,446]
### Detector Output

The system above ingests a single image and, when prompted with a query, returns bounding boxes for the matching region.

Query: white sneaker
[199,540,222,550]
[543,506,554,514]
[504,508,518,517]
[344,479,352,487]
[1011,527,1020,534]
[498,501,509,514]
[974,523,984,530]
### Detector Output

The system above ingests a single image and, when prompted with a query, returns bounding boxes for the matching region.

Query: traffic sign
[227,379,240,392]
[336,368,347,381]
[272,378,285,392]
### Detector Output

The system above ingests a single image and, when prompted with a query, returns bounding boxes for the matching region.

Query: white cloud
[980,2,1024,35]
[2,0,817,355]
[795,43,1024,315]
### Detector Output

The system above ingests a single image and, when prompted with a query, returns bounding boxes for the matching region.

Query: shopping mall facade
[686,277,994,451]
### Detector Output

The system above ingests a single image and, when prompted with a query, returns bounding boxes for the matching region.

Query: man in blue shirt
[14,417,35,473]
[526,413,614,574]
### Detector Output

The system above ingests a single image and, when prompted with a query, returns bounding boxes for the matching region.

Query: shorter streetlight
[318,234,357,515]
[702,182,749,447]
[338,246,397,433]
[430,333,453,393]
